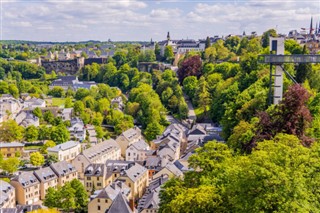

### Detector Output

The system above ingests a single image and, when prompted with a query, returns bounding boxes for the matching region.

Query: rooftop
[47,141,80,153]
[0,142,24,148]
[34,167,58,183]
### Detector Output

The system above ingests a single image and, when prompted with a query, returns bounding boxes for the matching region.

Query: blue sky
[1,0,320,41]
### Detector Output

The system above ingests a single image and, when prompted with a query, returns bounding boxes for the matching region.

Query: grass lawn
[52,98,65,107]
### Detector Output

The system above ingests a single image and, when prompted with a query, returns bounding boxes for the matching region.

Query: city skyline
[1,0,320,42]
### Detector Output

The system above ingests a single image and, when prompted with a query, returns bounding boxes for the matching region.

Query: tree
[51,124,70,144]
[45,154,59,166]
[248,84,313,152]
[75,88,90,100]
[261,29,277,48]
[205,36,211,49]
[164,46,174,63]
[8,84,19,98]
[70,179,88,212]
[1,157,20,174]
[30,152,45,167]
[144,121,165,141]
[160,135,320,212]
[155,42,161,60]
[195,76,210,115]
[296,45,312,84]
[224,36,240,53]
[40,140,56,154]
[60,182,76,212]
[64,97,73,108]
[177,55,202,83]
[73,101,85,115]
[43,187,60,208]
[0,120,24,142]
[25,125,39,142]
[183,76,198,100]
[48,86,65,98]
[44,110,55,124]
[33,107,43,120]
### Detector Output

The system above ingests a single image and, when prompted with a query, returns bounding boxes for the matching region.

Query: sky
[0,0,320,42]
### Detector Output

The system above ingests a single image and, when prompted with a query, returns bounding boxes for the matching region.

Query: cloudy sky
[1,0,320,42]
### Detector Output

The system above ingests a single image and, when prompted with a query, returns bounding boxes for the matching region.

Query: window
[87,177,91,180]
[128,152,130,156]
[97,183,101,186]
[97,177,99,181]
[97,206,101,211]
[105,199,108,203]
[98,199,100,203]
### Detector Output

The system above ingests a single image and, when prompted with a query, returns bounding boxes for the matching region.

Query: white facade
[125,140,150,162]
[47,141,81,162]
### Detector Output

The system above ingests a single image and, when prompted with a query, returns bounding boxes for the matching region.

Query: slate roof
[121,127,141,142]
[50,161,77,177]
[11,172,39,189]
[107,192,132,213]
[122,163,147,182]
[0,180,14,207]
[145,156,161,168]
[34,167,58,183]
[82,139,120,162]
[47,141,79,153]
[0,142,24,148]
[92,181,130,200]
[84,164,106,177]
[130,139,149,151]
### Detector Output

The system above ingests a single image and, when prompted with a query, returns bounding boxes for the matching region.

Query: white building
[23,98,46,109]
[47,141,81,162]
[125,139,150,162]
[116,126,143,156]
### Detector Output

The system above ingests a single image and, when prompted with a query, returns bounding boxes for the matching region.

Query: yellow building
[88,181,131,213]
[84,164,111,194]
[0,142,24,158]
[117,163,149,202]
[10,172,40,205]
[34,167,58,200]
[50,161,78,186]
[0,180,16,208]
[116,127,142,156]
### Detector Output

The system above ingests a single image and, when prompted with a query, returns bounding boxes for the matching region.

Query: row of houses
[0,161,77,208]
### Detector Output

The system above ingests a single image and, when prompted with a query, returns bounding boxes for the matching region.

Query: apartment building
[50,161,78,186]
[47,140,81,162]
[33,167,58,199]
[0,180,16,208]
[10,172,40,205]
[72,139,121,178]
[116,127,142,156]
[0,142,24,158]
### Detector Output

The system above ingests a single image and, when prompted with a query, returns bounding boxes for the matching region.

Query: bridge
[258,38,320,105]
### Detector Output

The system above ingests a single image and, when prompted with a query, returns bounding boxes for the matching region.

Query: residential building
[0,180,16,208]
[144,156,163,178]
[116,126,142,156]
[15,111,40,127]
[157,140,180,162]
[49,76,97,91]
[10,172,40,205]
[137,175,169,213]
[107,193,133,213]
[105,160,134,182]
[111,96,125,111]
[60,108,73,121]
[126,139,150,161]
[33,167,58,200]
[23,98,46,109]
[88,181,131,213]
[0,142,24,158]
[0,96,22,122]
[72,139,121,178]
[1,204,44,213]
[84,164,108,193]
[117,163,149,201]
[153,162,183,180]
[50,161,78,186]
[86,125,98,145]
[68,117,86,141]
[47,140,81,162]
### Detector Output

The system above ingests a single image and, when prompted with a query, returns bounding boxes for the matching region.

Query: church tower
[167,32,170,41]
[310,16,313,35]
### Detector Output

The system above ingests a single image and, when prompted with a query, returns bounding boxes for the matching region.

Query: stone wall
[41,59,82,75]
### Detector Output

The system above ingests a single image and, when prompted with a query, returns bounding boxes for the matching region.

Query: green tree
[43,187,60,208]
[43,110,55,124]
[30,152,45,167]
[1,157,20,174]
[60,182,76,212]
[25,125,39,142]
[261,28,277,48]
[0,120,24,142]
[50,124,70,144]
[195,76,210,115]
[183,76,198,100]
[40,140,56,154]
[70,179,89,212]
[296,45,312,84]
[64,97,73,108]
[205,36,211,49]
[164,46,174,63]
[33,107,43,120]
[144,121,165,141]
[8,84,19,98]
[45,154,59,165]
[73,101,85,115]
[48,86,65,97]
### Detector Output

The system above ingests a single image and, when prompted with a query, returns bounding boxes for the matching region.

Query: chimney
[129,199,135,212]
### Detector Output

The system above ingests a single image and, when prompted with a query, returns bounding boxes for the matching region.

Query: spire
[318,21,320,34]
[316,22,318,35]
[310,16,313,35]
[167,31,170,41]
[243,31,246,36]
